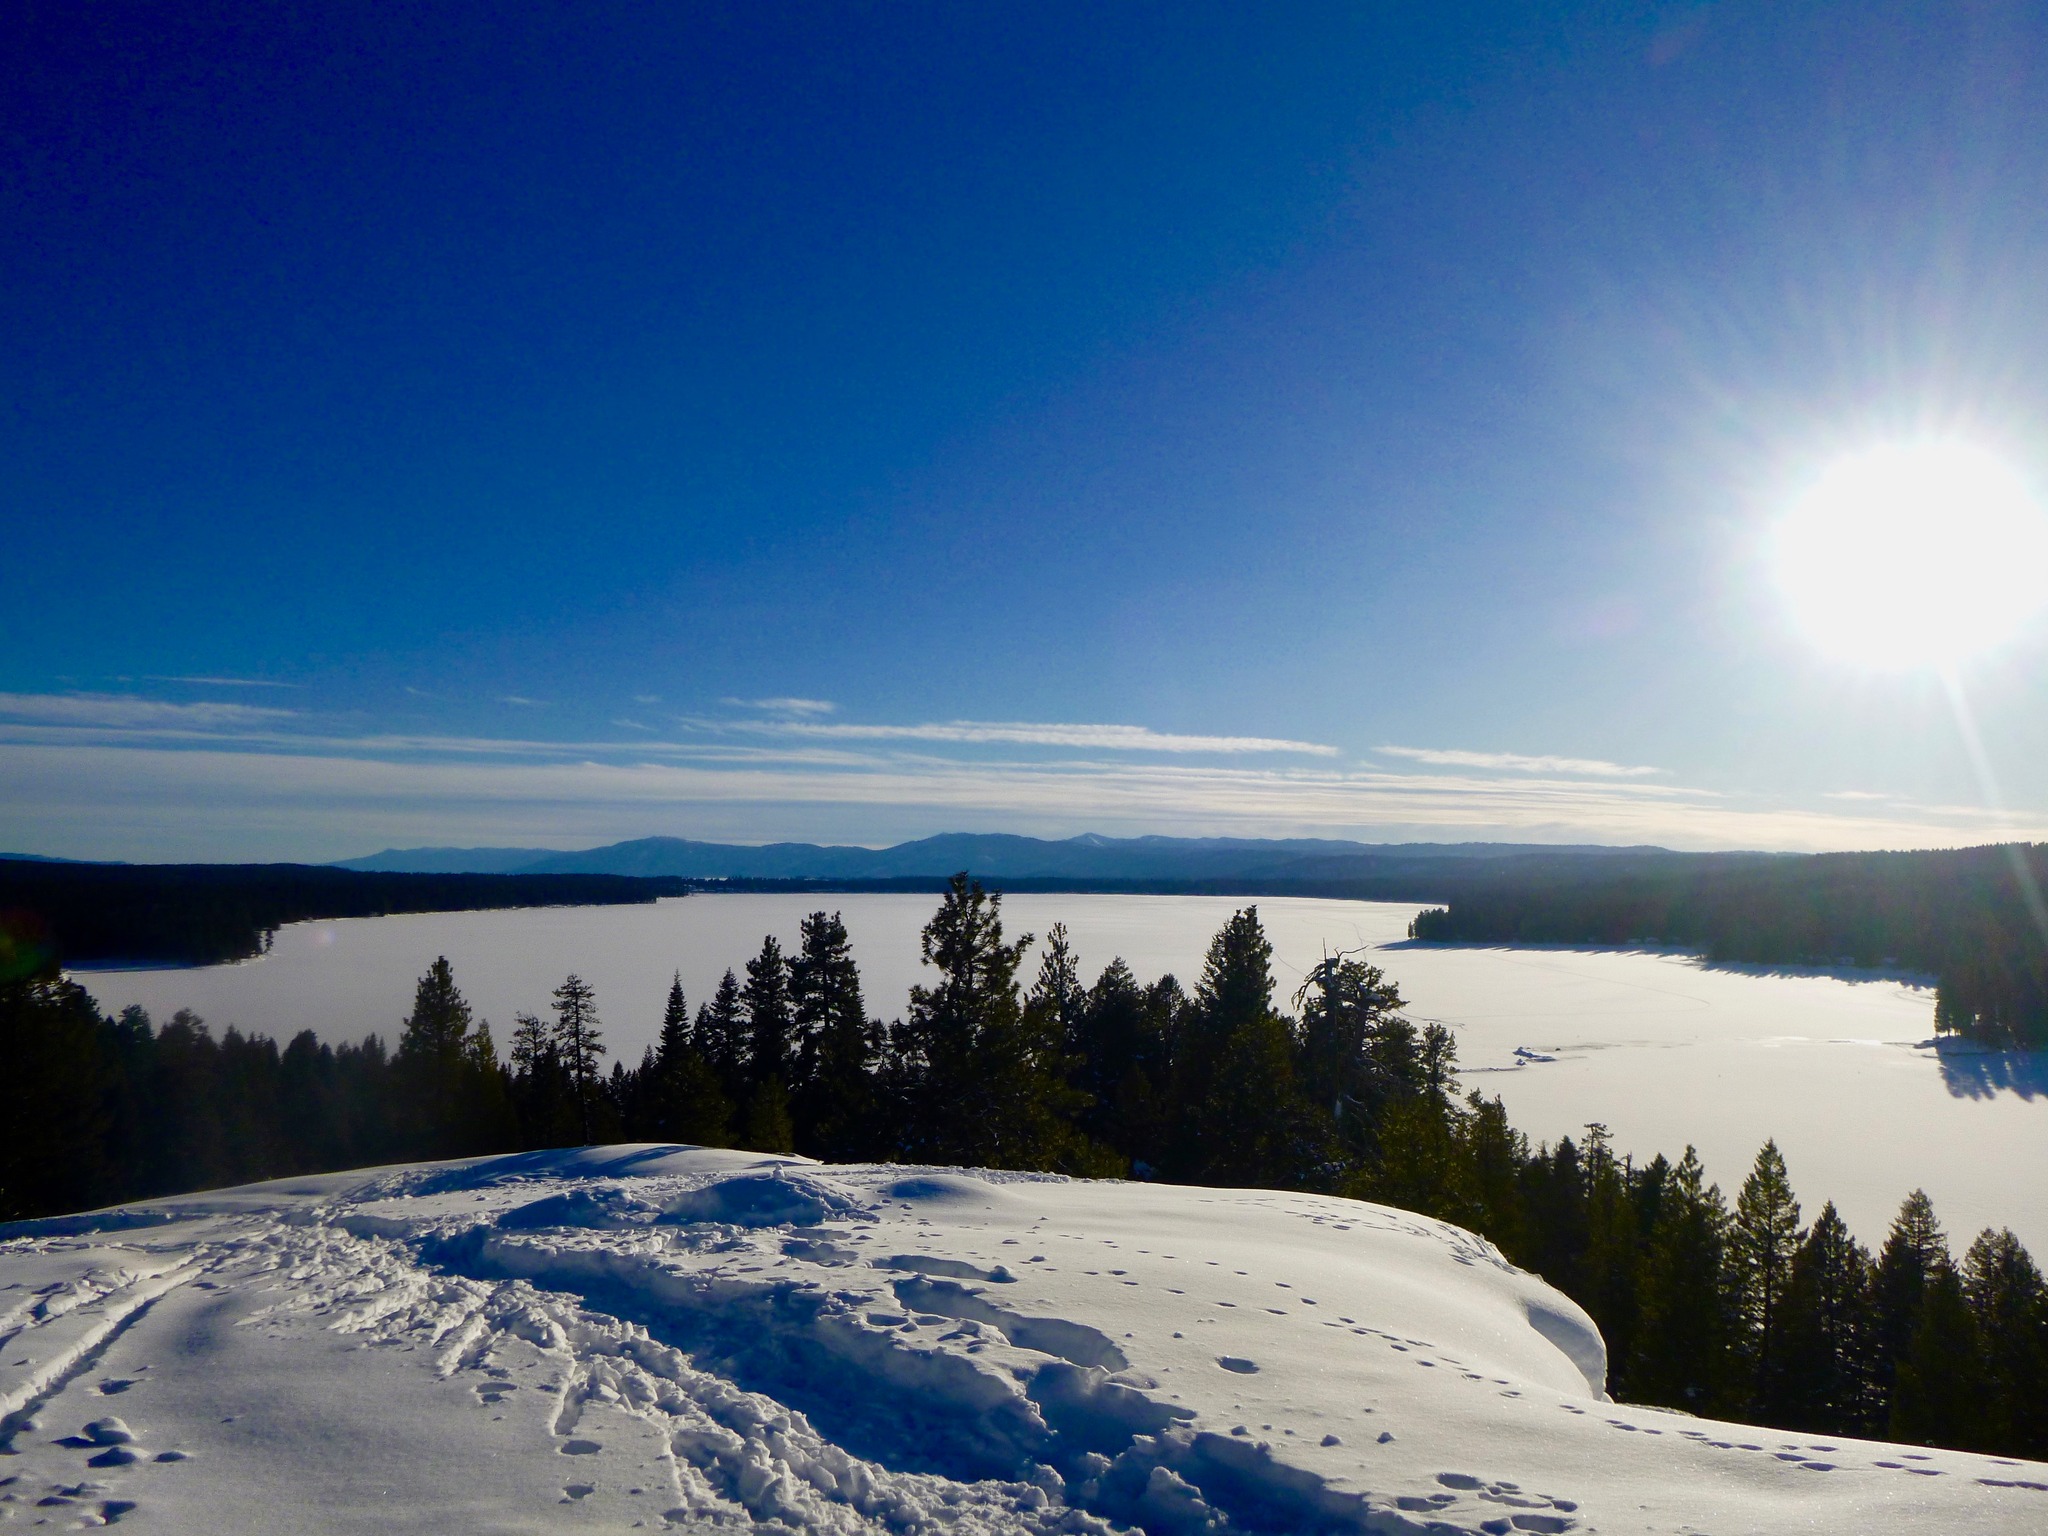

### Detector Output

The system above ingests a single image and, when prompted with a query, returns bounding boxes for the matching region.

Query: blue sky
[8,2,2048,861]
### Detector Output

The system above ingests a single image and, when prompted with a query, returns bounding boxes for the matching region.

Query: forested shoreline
[14,842,2048,1044]
[5,874,2045,1462]
[1408,842,2048,1047]
[0,858,688,968]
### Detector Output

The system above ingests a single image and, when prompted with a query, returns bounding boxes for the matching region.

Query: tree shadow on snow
[1929,1040,2048,1101]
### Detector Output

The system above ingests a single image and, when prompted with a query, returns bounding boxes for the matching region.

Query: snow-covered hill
[2,1149,2041,1534]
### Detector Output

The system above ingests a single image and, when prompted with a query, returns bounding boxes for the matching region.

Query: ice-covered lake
[71,893,2048,1253]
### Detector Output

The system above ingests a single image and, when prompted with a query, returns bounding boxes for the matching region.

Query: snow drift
[2,1145,2042,1533]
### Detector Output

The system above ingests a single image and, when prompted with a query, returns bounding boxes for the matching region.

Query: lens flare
[1773,441,2048,668]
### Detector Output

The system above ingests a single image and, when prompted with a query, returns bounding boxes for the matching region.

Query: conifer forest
[6,876,2044,1462]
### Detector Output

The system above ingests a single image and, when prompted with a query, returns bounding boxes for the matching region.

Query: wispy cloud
[724,696,839,715]
[2,697,2040,860]
[144,675,301,689]
[5,736,2040,860]
[1822,790,1889,802]
[498,695,547,708]
[632,694,662,705]
[748,719,1340,756]
[1376,745,1663,778]
[0,692,299,729]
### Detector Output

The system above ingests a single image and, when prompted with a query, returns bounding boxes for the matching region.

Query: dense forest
[1407,842,2048,1046]
[5,875,2044,1461]
[0,858,688,968]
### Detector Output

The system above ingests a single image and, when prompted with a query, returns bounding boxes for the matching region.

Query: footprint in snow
[559,1439,601,1456]
[1216,1356,1259,1374]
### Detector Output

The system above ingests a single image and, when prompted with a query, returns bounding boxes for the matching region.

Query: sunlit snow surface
[5,1148,2043,1534]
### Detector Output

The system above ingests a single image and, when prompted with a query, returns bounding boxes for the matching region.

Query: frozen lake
[72,892,2048,1253]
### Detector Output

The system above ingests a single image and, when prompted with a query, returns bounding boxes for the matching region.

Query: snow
[5,1147,2043,1533]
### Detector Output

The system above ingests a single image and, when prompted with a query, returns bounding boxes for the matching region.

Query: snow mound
[497,1185,655,1230]
[878,1172,1025,1208]
[1,1145,2041,1535]
[659,1170,862,1227]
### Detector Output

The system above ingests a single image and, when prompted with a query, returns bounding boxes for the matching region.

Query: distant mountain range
[334,832,1686,884]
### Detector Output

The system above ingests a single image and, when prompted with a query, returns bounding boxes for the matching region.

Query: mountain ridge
[335,831,1694,882]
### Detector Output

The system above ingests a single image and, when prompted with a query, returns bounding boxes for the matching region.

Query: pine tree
[393,957,490,1158]
[1892,1261,1986,1448]
[1632,1146,1736,1413]
[644,976,731,1148]
[742,937,793,1089]
[1871,1189,1948,1426]
[1296,955,1405,1174]
[1578,1124,1645,1382]
[510,1009,571,1146]
[696,969,748,1102]
[550,973,605,1144]
[790,911,879,1160]
[1070,957,1155,1154]
[1032,923,1086,1050]
[742,1078,797,1154]
[1168,907,1306,1188]
[897,873,1086,1168]
[1730,1139,1804,1419]
[0,976,111,1220]
[1961,1227,2048,1457]
[1777,1201,1875,1433]
[658,974,690,1065]
[1455,1093,1531,1265]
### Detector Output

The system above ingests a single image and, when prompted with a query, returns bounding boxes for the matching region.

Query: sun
[1773,440,2048,669]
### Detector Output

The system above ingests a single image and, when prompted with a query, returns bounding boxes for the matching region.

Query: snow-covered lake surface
[5,1147,2043,1534]
[72,894,2048,1253]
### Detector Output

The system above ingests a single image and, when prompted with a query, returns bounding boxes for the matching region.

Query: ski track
[3,1147,2045,1534]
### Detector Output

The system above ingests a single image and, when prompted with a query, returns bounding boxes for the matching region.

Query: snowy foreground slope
[3,1149,2043,1535]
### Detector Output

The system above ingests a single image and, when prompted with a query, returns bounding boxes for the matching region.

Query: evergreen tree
[1730,1139,1804,1419]
[1892,1261,1986,1448]
[393,956,496,1158]
[549,974,606,1144]
[642,974,731,1146]
[742,936,794,1089]
[1455,1093,1532,1266]
[1070,958,1160,1159]
[1169,907,1305,1187]
[1871,1189,1948,1424]
[0,976,109,1220]
[1297,955,1405,1174]
[510,1009,571,1146]
[790,911,879,1160]
[1032,923,1086,1050]
[1577,1125,1645,1380]
[1517,1136,1592,1301]
[1961,1227,2048,1457]
[658,974,690,1063]
[742,1078,797,1154]
[1777,1201,1875,1433]
[696,969,748,1102]
[896,874,1079,1167]
[1632,1147,1736,1413]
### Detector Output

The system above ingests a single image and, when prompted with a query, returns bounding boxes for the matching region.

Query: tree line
[4,874,2043,1460]
[1406,842,2048,1047]
[0,857,687,968]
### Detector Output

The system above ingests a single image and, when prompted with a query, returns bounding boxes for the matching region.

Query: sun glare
[1773,440,2048,669]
